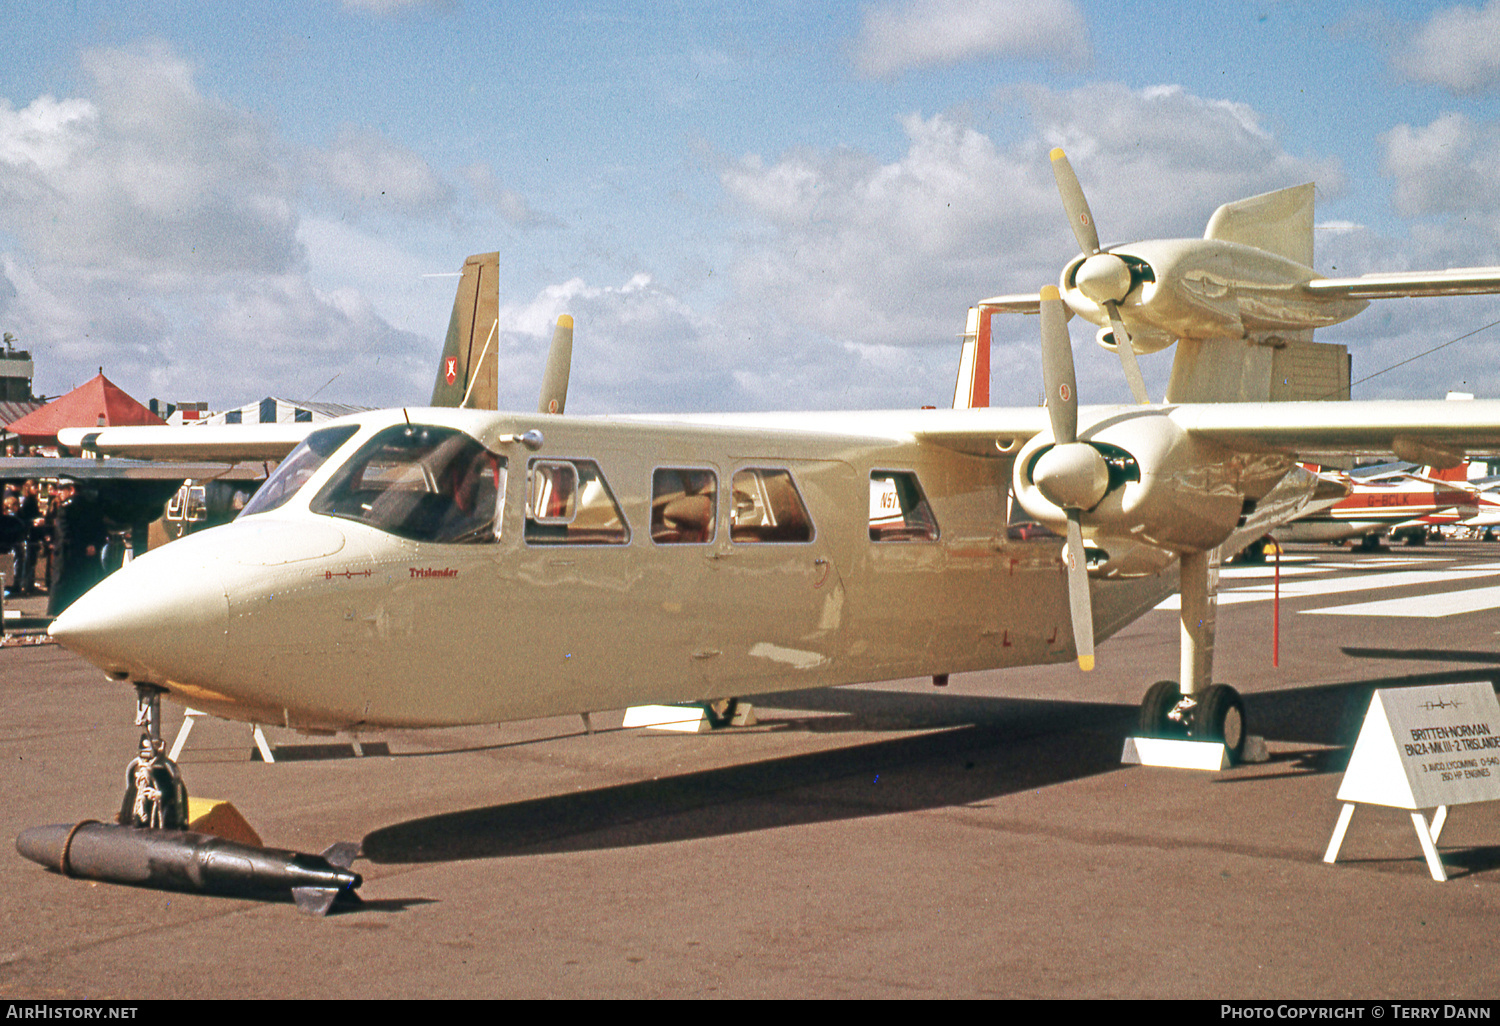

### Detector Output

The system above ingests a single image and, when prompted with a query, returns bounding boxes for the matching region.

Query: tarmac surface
[2,542,1500,999]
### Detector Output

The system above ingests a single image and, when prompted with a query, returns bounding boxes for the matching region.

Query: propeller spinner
[1049,149,1151,405]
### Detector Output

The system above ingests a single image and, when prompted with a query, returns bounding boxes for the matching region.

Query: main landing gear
[1137,548,1249,764]
[1138,679,1247,763]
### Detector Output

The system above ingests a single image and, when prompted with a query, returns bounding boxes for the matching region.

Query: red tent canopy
[5,373,165,443]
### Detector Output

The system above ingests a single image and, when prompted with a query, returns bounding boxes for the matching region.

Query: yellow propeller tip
[1078,654,1095,672]
[1050,148,1067,162]
[1040,285,1061,301]
[557,314,574,328]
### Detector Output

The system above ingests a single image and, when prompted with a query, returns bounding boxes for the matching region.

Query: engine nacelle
[1013,411,1249,554]
[1077,536,1179,580]
[1094,324,1175,356]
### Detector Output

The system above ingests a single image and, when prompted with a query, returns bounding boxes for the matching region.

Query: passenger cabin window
[730,468,813,543]
[651,468,717,544]
[239,424,360,519]
[525,459,629,545]
[869,471,939,542]
[309,424,505,544]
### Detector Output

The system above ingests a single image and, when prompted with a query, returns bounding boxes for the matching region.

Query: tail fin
[952,306,991,409]
[537,315,574,415]
[430,252,500,409]
[1168,183,1351,404]
[1203,183,1314,266]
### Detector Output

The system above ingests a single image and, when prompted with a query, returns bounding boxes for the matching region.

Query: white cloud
[342,0,444,14]
[315,127,453,218]
[460,164,564,229]
[717,85,1342,401]
[851,0,1091,79]
[0,42,443,407]
[1393,0,1500,94]
[0,43,303,280]
[1381,113,1500,224]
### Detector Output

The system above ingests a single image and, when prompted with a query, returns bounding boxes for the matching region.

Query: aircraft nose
[49,551,229,685]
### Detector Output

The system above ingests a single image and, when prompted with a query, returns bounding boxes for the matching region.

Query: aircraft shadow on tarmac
[360,671,1500,867]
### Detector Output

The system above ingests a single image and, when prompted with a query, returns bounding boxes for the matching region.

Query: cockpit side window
[525,459,629,544]
[238,424,360,519]
[309,424,506,544]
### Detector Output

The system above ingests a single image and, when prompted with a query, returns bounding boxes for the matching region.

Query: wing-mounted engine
[1012,409,1247,559]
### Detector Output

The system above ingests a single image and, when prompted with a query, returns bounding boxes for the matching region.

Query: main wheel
[1191,683,1246,763]
[1139,680,1184,737]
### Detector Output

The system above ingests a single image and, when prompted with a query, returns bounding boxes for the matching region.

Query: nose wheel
[119,683,189,829]
[1138,680,1246,763]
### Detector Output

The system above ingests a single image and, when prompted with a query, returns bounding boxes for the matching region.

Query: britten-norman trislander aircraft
[45,152,1500,790]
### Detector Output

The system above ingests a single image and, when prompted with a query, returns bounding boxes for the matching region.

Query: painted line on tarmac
[1302,583,1500,618]
[1156,564,1500,610]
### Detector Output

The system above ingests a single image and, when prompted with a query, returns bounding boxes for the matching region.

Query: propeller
[1033,285,1108,671]
[1049,148,1151,406]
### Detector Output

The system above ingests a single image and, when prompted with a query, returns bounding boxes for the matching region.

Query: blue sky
[0,0,1497,413]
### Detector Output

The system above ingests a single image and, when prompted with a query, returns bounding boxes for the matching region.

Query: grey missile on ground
[17,821,362,915]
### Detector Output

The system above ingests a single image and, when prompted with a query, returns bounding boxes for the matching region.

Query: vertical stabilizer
[538,315,574,415]
[1203,183,1315,267]
[430,252,500,409]
[952,307,991,409]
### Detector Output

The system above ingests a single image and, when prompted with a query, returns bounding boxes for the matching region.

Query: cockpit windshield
[309,423,506,544]
[238,424,360,520]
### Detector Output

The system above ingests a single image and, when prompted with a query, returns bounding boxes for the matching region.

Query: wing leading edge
[56,422,315,462]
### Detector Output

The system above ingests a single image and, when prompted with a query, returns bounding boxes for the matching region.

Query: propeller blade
[537,314,574,415]
[1064,514,1095,671]
[1039,285,1077,446]
[1105,302,1151,405]
[1050,148,1101,256]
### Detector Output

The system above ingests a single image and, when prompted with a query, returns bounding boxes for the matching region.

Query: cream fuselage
[53,407,1179,731]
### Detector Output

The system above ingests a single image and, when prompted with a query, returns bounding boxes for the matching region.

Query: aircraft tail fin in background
[537,315,574,415]
[430,252,500,410]
[952,306,991,409]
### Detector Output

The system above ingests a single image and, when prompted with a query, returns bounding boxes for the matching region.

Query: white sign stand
[1324,681,1500,881]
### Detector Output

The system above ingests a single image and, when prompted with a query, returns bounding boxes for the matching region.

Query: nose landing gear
[119,683,189,830]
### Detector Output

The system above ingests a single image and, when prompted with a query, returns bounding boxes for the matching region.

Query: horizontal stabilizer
[1303,267,1500,300]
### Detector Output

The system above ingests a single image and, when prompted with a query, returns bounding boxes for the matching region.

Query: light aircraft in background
[1274,461,1477,550]
[42,151,1500,813]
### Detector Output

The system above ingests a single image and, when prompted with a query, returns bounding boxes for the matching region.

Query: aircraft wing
[1302,267,1500,300]
[1170,399,1500,458]
[901,399,1500,462]
[56,423,314,462]
[0,456,266,482]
